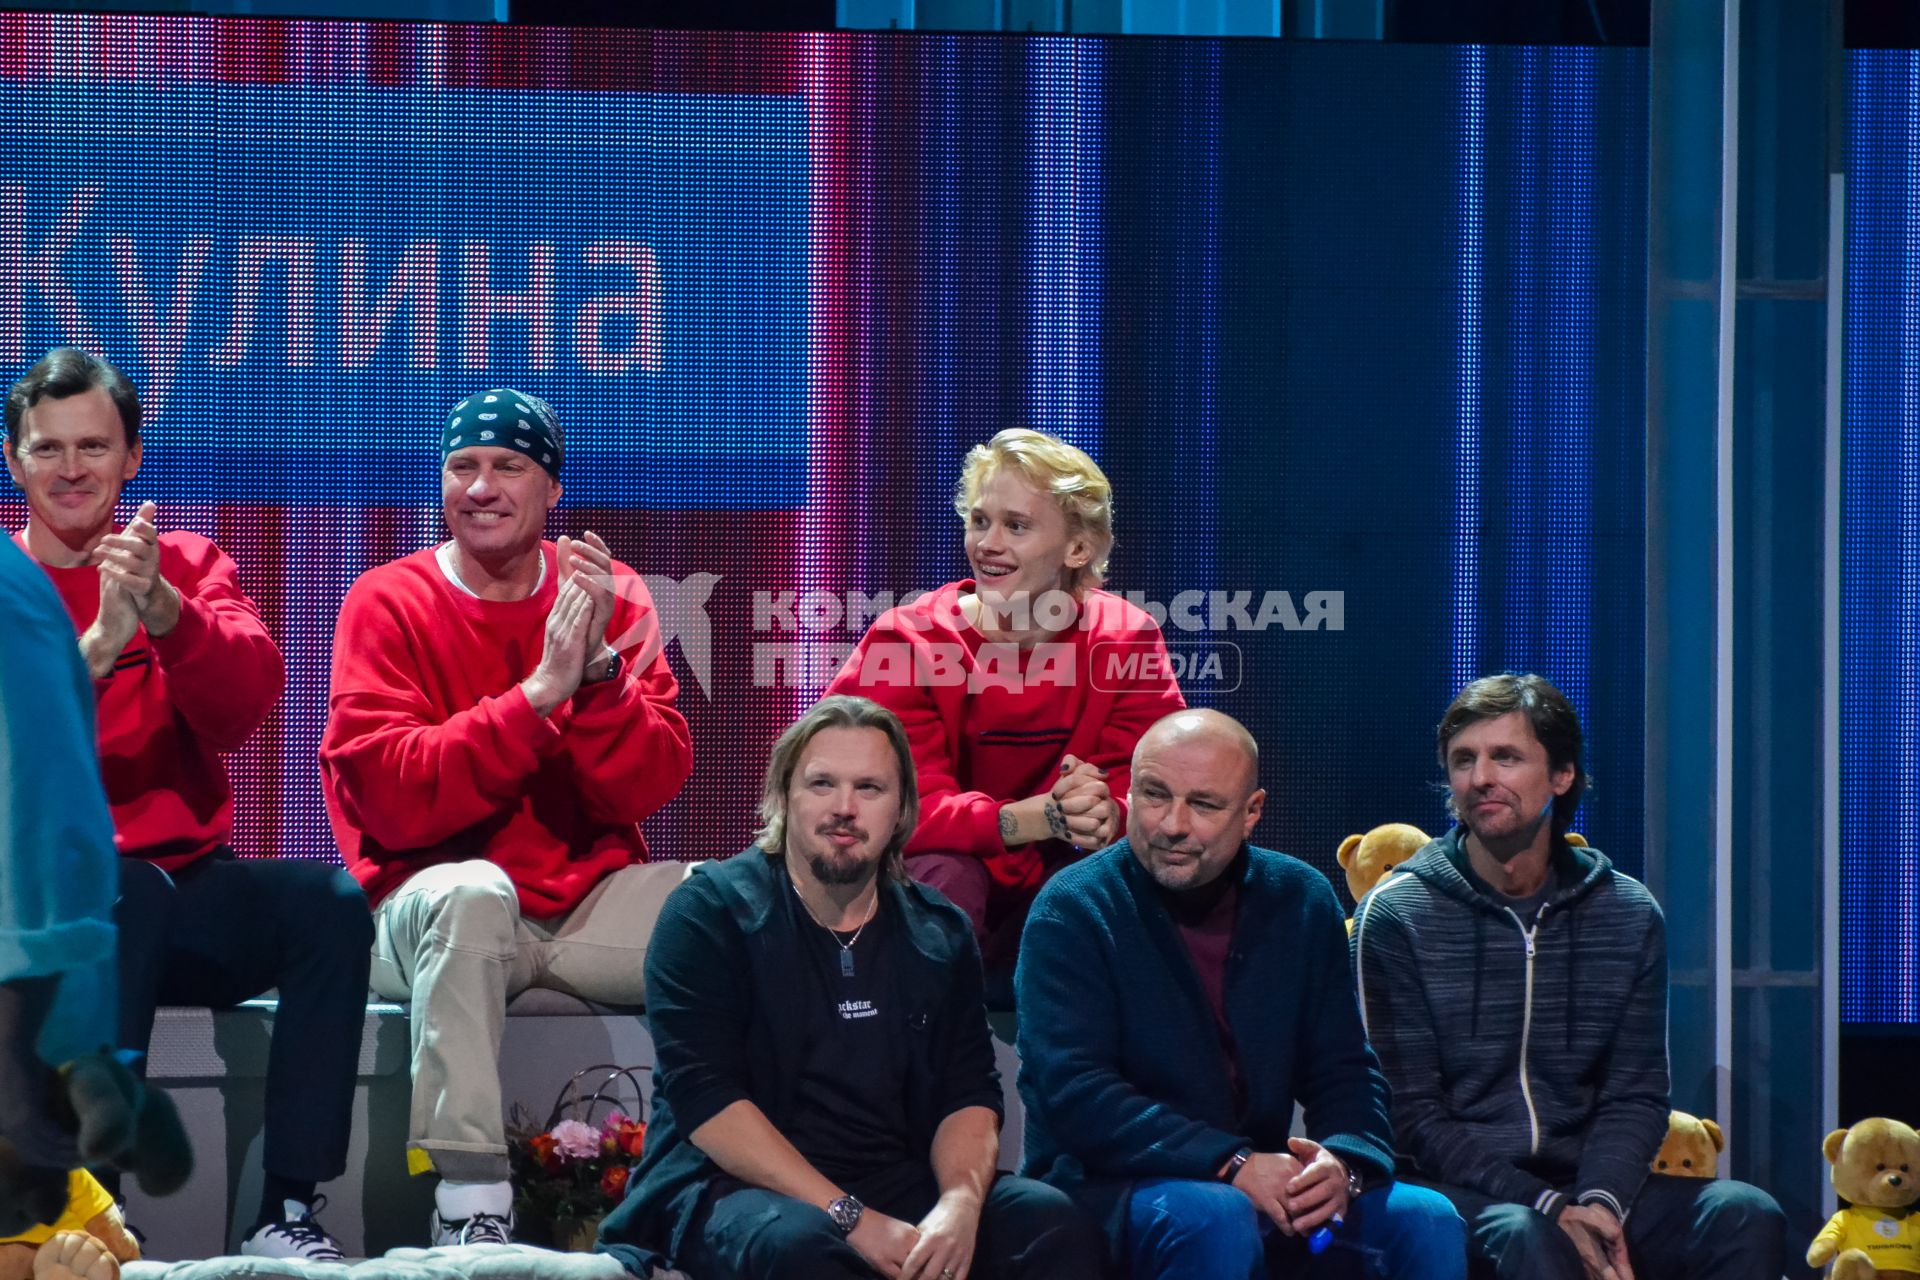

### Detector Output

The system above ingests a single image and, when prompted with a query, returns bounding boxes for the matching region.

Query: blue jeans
[1126,1178,1466,1280]
[1412,1175,1788,1280]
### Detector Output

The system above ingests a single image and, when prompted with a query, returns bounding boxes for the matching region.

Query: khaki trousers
[368,859,688,1182]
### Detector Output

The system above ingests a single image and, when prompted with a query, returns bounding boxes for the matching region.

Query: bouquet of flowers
[506,1068,649,1249]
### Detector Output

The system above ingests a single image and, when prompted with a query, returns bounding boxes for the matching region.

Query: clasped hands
[81,500,180,677]
[1000,755,1118,850]
[521,530,622,716]
[1558,1202,1634,1280]
[845,1188,979,1280]
[1229,1137,1354,1237]
[1050,754,1118,849]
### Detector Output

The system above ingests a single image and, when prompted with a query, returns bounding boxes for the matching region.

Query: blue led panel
[1844,49,1920,1024]
[0,81,806,506]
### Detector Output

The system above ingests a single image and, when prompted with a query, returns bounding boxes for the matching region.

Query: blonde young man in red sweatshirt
[320,389,692,1246]
[4,347,373,1261]
[825,428,1185,977]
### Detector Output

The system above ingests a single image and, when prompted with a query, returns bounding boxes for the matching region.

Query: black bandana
[443,389,563,476]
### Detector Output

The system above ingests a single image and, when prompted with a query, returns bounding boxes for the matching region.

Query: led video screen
[1845,49,1920,1025]
[0,19,1649,944]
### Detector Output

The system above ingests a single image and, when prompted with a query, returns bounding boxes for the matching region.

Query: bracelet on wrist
[1219,1147,1254,1183]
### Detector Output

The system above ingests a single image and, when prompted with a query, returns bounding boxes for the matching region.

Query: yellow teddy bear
[1651,1110,1722,1178]
[1808,1117,1920,1279]
[1335,824,1430,933]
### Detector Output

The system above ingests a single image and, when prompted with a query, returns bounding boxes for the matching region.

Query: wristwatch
[826,1194,864,1237]
[585,646,620,684]
[1345,1165,1367,1202]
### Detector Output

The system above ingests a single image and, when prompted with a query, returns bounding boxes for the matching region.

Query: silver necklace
[792,879,878,978]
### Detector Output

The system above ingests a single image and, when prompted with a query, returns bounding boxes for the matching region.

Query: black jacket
[597,848,1002,1275]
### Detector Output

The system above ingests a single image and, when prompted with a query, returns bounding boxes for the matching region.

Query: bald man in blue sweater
[1016,709,1464,1279]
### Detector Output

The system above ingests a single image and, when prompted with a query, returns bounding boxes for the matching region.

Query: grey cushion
[122,1244,684,1279]
[505,989,643,1018]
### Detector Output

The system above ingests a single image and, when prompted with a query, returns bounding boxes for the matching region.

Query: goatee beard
[806,852,872,887]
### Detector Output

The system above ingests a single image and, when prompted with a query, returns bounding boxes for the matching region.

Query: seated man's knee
[1358,1182,1467,1259]
[905,851,991,934]
[983,1176,1106,1277]
[1690,1179,1788,1254]
[1470,1203,1582,1280]
[419,865,520,950]
[331,869,376,949]
[1128,1179,1261,1278]
[114,859,174,914]
[712,1192,852,1280]
[305,865,376,949]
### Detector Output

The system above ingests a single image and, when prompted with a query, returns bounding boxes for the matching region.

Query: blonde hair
[953,428,1115,592]
[754,695,920,882]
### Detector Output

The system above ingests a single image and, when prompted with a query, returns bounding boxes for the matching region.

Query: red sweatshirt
[824,580,1186,894]
[320,543,693,916]
[16,528,284,871]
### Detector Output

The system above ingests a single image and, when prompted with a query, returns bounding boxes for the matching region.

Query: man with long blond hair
[827,428,1185,977]
[599,695,1103,1280]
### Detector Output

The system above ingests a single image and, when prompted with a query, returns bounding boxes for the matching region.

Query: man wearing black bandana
[1016,709,1466,1280]
[599,695,1104,1280]
[320,388,693,1246]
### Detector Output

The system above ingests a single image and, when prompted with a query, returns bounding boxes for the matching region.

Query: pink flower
[551,1120,601,1161]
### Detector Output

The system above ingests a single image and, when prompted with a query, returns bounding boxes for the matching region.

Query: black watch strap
[587,646,620,684]
[827,1194,864,1236]
[1219,1147,1254,1183]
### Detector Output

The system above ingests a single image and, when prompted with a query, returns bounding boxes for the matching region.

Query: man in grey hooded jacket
[1352,673,1786,1280]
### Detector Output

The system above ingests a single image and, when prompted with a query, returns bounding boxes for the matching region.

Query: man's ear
[1063,530,1092,570]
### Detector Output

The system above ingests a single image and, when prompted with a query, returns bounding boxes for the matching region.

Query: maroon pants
[907,847,1077,975]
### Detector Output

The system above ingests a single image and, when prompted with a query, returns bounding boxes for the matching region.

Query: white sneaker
[241,1197,346,1261]
[430,1208,515,1247]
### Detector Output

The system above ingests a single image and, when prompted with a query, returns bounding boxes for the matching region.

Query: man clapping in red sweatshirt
[321,389,692,1246]
[5,347,371,1261]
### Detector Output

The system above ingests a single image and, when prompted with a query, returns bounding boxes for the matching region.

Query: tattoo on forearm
[1000,807,1019,846]
[1044,800,1069,842]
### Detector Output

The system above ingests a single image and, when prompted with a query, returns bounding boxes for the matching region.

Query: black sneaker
[430,1208,515,1247]
[241,1196,346,1261]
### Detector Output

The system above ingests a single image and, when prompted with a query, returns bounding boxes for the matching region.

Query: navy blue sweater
[1016,841,1395,1259]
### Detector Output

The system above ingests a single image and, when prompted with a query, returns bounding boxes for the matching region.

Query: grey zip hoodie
[1350,828,1669,1221]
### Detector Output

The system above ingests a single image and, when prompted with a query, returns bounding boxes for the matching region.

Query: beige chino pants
[368,858,688,1182]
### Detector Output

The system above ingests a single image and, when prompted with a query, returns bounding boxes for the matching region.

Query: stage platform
[122,994,1027,1261]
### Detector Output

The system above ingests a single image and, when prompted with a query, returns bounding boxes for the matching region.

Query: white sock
[435,1179,512,1220]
